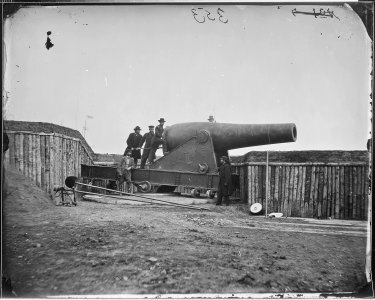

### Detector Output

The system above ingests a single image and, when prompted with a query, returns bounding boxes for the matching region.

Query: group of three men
[116,118,167,190]
[124,117,167,168]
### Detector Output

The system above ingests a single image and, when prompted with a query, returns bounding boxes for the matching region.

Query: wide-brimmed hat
[158,118,166,123]
[208,115,215,121]
[134,126,141,131]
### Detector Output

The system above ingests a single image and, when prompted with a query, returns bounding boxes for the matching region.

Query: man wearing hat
[148,118,168,163]
[216,155,232,206]
[117,149,135,193]
[208,115,215,123]
[139,125,155,169]
[125,126,143,166]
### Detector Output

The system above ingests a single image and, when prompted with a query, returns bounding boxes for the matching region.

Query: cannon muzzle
[165,122,297,152]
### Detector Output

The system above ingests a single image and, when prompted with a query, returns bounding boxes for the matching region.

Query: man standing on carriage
[125,126,143,166]
[148,118,168,163]
[139,125,155,169]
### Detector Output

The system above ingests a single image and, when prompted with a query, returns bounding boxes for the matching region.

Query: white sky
[3,4,372,156]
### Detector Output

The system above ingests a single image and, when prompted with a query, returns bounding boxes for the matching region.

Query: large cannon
[81,122,297,196]
[132,122,297,194]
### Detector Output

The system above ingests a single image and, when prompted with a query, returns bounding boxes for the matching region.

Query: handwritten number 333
[191,8,228,24]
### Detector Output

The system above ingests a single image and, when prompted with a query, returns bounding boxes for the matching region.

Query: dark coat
[151,125,165,148]
[126,132,142,159]
[139,132,154,149]
[218,163,232,196]
[154,125,164,138]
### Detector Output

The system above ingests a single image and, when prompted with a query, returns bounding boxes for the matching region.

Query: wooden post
[265,151,269,218]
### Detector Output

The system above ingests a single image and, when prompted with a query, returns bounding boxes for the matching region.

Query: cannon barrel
[165,122,297,152]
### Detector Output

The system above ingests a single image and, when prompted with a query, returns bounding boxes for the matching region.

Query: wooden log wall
[4,131,94,194]
[233,162,369,220]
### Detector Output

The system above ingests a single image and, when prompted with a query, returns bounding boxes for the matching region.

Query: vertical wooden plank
[254,165,258,204]
[247,166,251,205]
[32,134,36,183]
[300,166,306,218]
[8,133,14,166]
[318,166,324,218]
[363,166,368,220]
[353,166,358,219]
[249,165,253,204]
[288,166,294,216]
[355,166,359,220]
[279,166,284,213]
[358,165,363,220]
[66,137,70,179]
[314,167,321,218]
[24,134,28,178]
[306,166,312,218]
[292,166,299,217]
[269,165,275,212]
[339,167,345,219]
[76,140,80,176]
[296,166,302,217]
[361,166,366,220]
[283,166,289,217]
[287,166,293,217]
[349,166,354,219]
[274,165,280,212]
[361,167,373,220]
[280,166,285,215]
[40,135,46,191]
[309,166,315,218]
[331,166,335,218]
[359,166,365,220]
[18,134,23,172]
[29,134,34,183]
[332,166,339,219]
[13,134,19,170]
[335,167,340,219]
[73,140,77,176]
[61,137,66,186]
[326,166,333,218]
[282,166,288,215]
[7,133,14,167]
[59,136,64,186]
[50,135,57,189]
[35,135,40,187]
[31,134,36,185]
[248,166,252,204]
[29,134,34,181]
[244,166,248,203]
[78,142,82,178]
[322,166,328,218]
[22,134,29,178]
[45,135,51,194]
[239,166,244,201]
[344,166,350,219]
[261,164,266,207]
[35,134,39,186]
[331,166,338,218]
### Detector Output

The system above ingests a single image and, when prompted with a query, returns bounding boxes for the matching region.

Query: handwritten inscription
[292,8,340,20]
[191,8,228,24]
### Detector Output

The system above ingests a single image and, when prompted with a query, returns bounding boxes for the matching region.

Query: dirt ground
[2,167,368,297]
